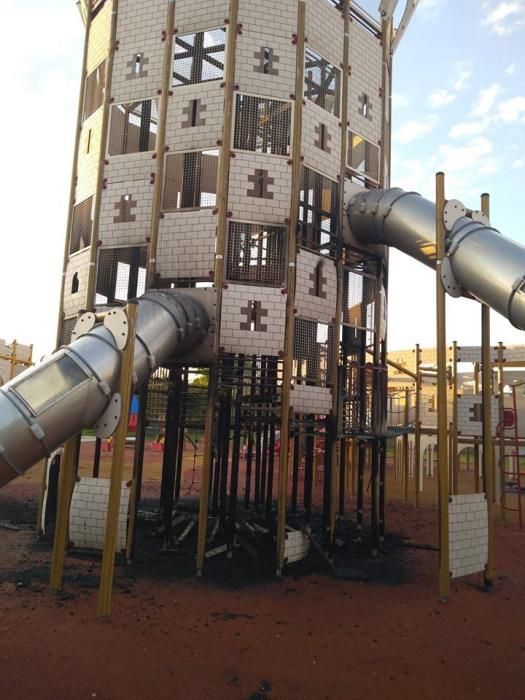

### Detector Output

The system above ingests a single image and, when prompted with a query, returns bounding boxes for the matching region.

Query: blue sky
[0,0,524,356]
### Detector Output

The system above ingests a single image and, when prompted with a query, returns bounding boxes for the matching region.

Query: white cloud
[513,158,525,168]
[497,95,525,122]
[482,2,525,35]
[428,88,456,108]
[449,120,489,138]
[452,64,472,92]
[417,0,448,19]
[393,116,438,144]
[506,63,517,75]
[472,83,503,116]
[392,93,410,108]
[438,136,494,173]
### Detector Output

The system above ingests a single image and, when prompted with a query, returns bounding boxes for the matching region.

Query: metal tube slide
[0,291,209,488]
[347,187,525,330]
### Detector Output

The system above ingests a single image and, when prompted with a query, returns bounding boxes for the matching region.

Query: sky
[0,0,524,359]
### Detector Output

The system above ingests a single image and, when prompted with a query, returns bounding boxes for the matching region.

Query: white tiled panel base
[284,528,310,564]
[449,493,488,579]
[69,477,130,551]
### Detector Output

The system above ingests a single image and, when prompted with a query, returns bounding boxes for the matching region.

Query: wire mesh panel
[343,266,376,330]
[83,60,106,120]
[163,150,218,210]
[293,318,333,387]
[226,222,286,286]
[304,48,340,117]
[108,100,158,155]
[147,367,169,426]
[61,317,78,346]
[233,95,292,156]
[172,29,226,87]
[347,131,380,184]
[298,167,338,256]
[95,246,147,305]
[70,196,94,254]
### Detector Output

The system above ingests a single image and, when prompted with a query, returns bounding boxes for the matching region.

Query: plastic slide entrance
[1,186,525,488]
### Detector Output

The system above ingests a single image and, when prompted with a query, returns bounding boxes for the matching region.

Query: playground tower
[56,0,391,569]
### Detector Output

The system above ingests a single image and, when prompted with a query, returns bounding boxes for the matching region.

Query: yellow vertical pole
[451,341,459,494]
[329,0,351,544]
[196,0,240,576]
[55,7,92,348]
[436,172,450,601]
[403,387,409,502]
[8,340,18,380]
[146,0,175,289]
[480,193,494,588]
[414,344,421,508]
[97,302,137,619]
[497,342,506,520]
[276,1,306,575]
[85,0,120,311]
[49,437,80,591]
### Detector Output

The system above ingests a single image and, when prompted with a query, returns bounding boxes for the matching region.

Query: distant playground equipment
[0,338,33,386]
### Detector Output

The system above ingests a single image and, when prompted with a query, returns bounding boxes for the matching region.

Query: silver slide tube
[347,187,525,329]
[0,291,209,488]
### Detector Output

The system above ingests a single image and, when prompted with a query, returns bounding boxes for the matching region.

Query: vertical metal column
[403,387,409,502]
[146,0,176,288]
[328,0,351,548]
[451,341,459,494]
[497,342,506,520]
[126,386,148,562]
[85,0,120,311]
[436,172,450,601]
[414,344,421,508]
[97,302,137,619]
[276,0,306,575]
[480,193,494,589]
[55,8,92,347]
[49,437,80,591]
[196,0,239,576]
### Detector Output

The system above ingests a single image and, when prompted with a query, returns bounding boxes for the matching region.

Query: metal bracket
[443,199,466,232]
[71,312,97,342]
[93,393,122,439]
[440,256,464,298]
[471,209,490,226]
[104,308,129,350]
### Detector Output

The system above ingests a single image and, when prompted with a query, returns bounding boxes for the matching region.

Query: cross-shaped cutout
[126,52,149,79]
[358,93,373,121]
[314,123,332,153]
[247,169,274,199]
[113,194,137,223]
[240,301,268,332]
[253,46,280,76]
[181,99,207,127]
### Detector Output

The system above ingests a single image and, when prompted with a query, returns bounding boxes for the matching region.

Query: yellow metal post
[480,193,494,588]
[329,0,351,546]
[276,1,306,575]
[55,7,92,347]
[414,344,421,508]
[196,0,240,576]
[497,342,506,520]
[85,0,119,311]
[403,387,409,502]
[49,437,80,591]
[97,302,137,619]
[436,172,450,601]
[451,341,459,494]
[146,0,175,289]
